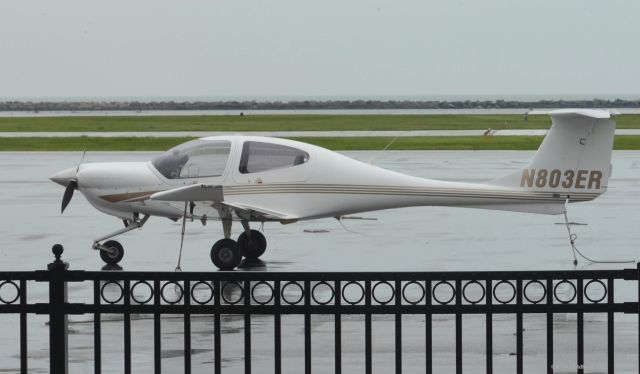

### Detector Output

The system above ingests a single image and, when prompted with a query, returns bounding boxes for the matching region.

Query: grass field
[1,114,639,150]
[2,135,640,151]
[1,114,640,132]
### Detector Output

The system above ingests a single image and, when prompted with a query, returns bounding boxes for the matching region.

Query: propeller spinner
[49,167,79,213]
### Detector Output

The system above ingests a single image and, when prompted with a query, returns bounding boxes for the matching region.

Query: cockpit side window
[239,141,310,174]
[152,140,231,179]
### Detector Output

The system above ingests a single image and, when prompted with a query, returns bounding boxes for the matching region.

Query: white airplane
[50,109,615,270]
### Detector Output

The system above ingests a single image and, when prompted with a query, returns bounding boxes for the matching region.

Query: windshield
[152,139,231,179]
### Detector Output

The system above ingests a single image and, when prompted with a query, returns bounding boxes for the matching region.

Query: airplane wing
[149,184,298,222]
[221,201,298,221]
[150,184,224,202]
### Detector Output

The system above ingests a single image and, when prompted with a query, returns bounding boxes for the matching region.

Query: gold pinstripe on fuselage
[224,184,598,202]
[98,184,599,204]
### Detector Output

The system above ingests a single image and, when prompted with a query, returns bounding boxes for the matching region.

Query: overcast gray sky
[1,0,638,100]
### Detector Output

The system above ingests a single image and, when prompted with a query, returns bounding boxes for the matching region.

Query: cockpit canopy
[151,138,311,180]
[152,139,231,179]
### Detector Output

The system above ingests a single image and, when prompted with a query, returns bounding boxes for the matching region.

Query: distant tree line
[0,99,639,112]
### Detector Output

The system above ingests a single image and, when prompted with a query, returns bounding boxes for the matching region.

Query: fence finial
[52,244,64,262]
[48,244,68,270]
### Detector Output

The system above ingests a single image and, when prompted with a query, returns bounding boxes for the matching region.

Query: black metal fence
[0,245,639,374]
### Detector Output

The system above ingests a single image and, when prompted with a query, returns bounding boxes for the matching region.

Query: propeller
[56,148,86,214]
[61,180,78,213]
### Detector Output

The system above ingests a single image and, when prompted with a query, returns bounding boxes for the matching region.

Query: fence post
[48,244,69,374]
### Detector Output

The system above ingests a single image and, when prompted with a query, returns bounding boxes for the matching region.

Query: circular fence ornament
[251,281,274,305]
[584,279,607,304]
[221,281,244,305]
[191,281,215,305]
[372,281,395,305]
[0,281,20,305]
[492,280,516,304]
[100,281,124,304]
[160,281,184,305]
[281,281,305,305]
[341,281,365,305]
[402,281,426,305]
[433,281,456,305]
[130,281,154,305]
[553,280,577,304]
[523,280,546,304]
[462,280,485,305]
[311,281,335,305]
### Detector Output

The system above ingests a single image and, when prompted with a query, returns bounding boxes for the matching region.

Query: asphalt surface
[1,150,639,373]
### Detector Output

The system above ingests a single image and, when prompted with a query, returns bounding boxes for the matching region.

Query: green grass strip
[0,137,195,151]
[1,114,640,132]
[2,136,640,151]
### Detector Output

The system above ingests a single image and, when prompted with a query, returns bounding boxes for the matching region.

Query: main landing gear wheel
[99,240,124,265]
[211,239,243,270]
[237,229,267,260]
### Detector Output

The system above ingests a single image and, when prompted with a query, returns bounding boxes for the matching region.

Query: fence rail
[0,245,639,374]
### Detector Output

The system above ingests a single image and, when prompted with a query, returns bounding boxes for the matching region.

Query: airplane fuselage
[63,135,596,223]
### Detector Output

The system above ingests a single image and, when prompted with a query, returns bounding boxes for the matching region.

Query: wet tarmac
[1,150,639,373]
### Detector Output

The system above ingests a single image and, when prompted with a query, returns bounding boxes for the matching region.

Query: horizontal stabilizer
[150,184,223,202]
[528,109,616,118]
[546,108,612,119]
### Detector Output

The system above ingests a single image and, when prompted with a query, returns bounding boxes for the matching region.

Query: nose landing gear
[93,214,149,267]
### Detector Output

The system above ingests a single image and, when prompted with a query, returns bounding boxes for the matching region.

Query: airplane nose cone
[50,167,77,187]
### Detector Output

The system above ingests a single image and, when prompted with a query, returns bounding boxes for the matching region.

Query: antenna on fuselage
[368,136,399,165]
[381,136,399,152]
[77,146,87,172]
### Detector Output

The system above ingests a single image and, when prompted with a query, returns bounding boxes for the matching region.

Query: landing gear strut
[93,214,149,266]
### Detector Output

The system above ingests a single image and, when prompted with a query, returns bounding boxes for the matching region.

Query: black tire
[237,229,267,260]
[211,239,243,270]
[99,240,124,265]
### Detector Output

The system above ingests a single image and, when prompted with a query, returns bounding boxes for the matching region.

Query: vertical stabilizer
[490,109,615,200]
